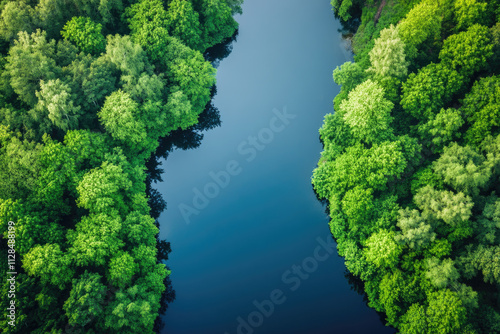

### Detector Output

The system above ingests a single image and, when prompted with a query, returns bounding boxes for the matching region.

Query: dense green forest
[313,0,500,332]
[0,0,240,332]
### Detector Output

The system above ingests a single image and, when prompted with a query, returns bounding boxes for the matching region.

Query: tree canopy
[313,0,500,332]
[0,0,239,332]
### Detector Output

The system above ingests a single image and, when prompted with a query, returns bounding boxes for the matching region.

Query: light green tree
[459,245,500,284]
[395,208,436,250]
[122,72,164,103]
[0,126,41,199]
[418,108,464,153]
[439,24,493,77]
[76,161,132,214]
[425,257,460,289]
[125,0,168,36]
[168,52,216,115]
[454,0,488,31]
[23,243,74,289]
[197,0,238,49]
[122,211,159,248]
[482,134,500,176]
[379,270,419,327]
[339,79,394,144]
[330,0,372,21]
[400,303,427,334]
[164,89,198,131]
[426,290,467,333]
[35,79,81,131]
[433,143,491,196]
[341,186,374,237]
[103,278,164,333]
[364,229,402,269]
[338,239,375,280]
[63,129,111,170]
[367,24,408,80]
[81,56,118,112]
[398,0,442,59]
[333,61,366,92]
[0,1,35,41]
[105,34,151,79]
[414,185,474,226]
[4,30,60,107]
[67,212,124,267]
[313,141,407,199]
[34,135,77,216]
[463,76,500,145]
[318,112,356,162]
[475,197,500,245]
[401,63,463,120]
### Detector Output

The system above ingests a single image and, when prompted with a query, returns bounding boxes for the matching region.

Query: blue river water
[156,1,396,333]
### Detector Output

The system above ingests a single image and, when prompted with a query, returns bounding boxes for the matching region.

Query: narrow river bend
[157,1,395,333]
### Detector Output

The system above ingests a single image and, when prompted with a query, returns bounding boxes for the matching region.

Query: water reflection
[145,32,239,333]
[204,30,239,68]
[344,270,395,329]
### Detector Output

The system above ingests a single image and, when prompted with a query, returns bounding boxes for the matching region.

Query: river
[156,1,395,333]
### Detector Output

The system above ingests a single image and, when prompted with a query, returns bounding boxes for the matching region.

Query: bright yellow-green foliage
[398,0,441,58]
[454,0,489,31]
[339,79,394,144]
[36,78,81,131]
[367,24,408,79]
[364,229,402,269]
[61,17,106,54]
[314,0,500,332]
[0,0,239,332]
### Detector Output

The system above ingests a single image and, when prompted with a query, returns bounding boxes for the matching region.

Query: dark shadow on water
[154,85,222,161]
[312,146,395,332]
[147,86,223,333]
[204,29,239,68]
[147,30,239,333]
[343,270,395,332]
[154,275,176,333]
[337,16,361,38]
[333,3,362,37]
[343,270,367,300]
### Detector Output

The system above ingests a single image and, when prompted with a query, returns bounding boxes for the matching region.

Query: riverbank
[314,0,500,332]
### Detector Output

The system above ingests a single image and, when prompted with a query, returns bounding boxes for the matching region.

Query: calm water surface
[157,1,396,333]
